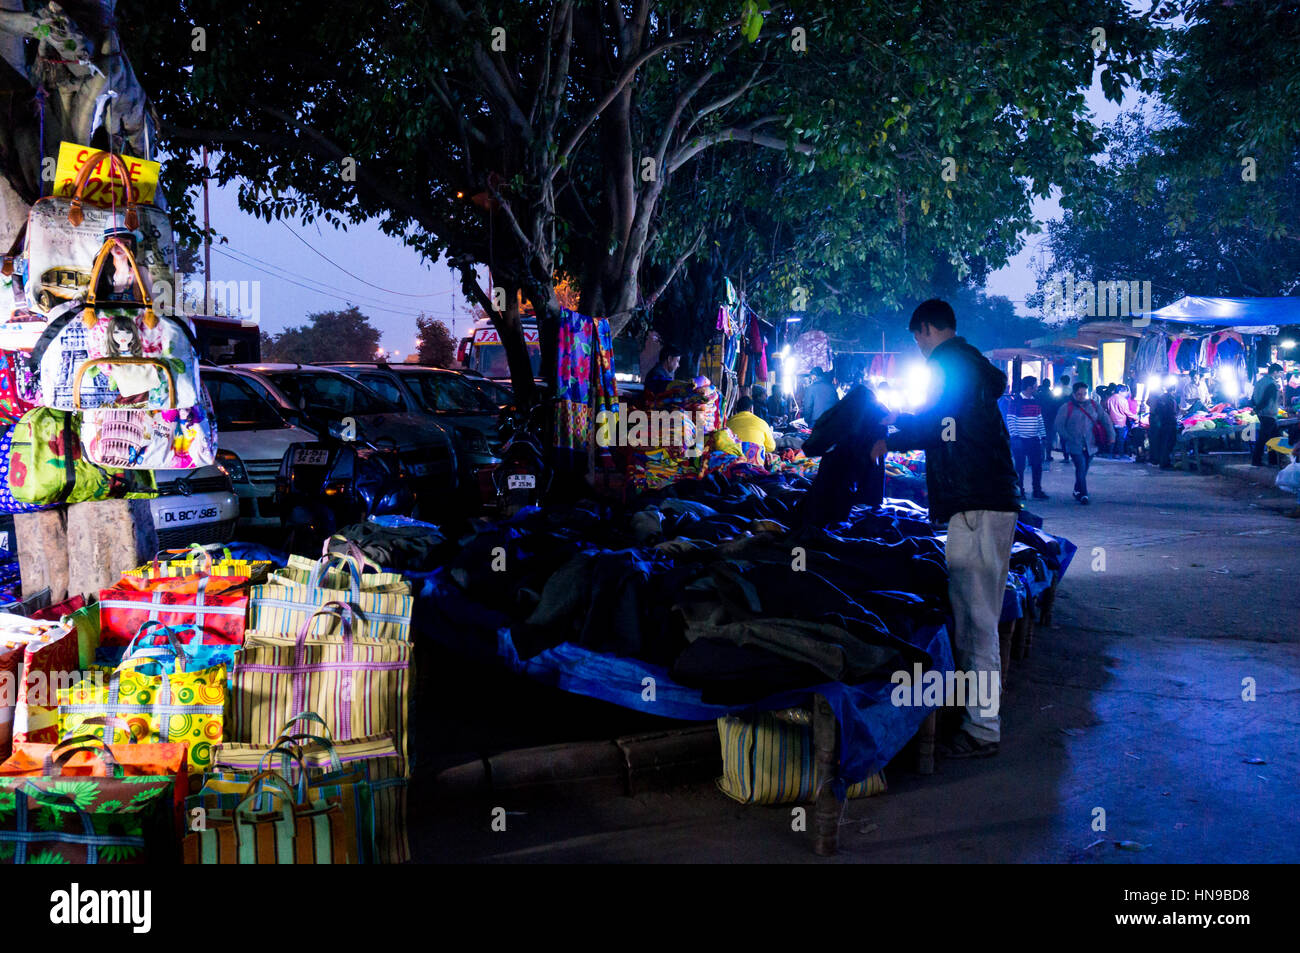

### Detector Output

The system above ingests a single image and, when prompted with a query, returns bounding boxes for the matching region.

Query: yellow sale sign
[51,142,160,206]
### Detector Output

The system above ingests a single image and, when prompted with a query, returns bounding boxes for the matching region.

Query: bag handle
[277,711,335,741]
[232,770,298,854]
[293,601,358,666]
[67,150,140,230]
[18,782,102,861]
[42,734,125,778]
[81,237,156,329]
[272,732,345,775]
[307,553,363,602]
[72,355,176,410]
[121,620,199,671]
[58,716,140,745]
[325,537,379,571]
[0,222,25,277]
[149,544,217,575]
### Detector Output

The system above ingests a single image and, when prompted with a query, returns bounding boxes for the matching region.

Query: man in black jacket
[871,299,1020,758]
[800,384,889,526]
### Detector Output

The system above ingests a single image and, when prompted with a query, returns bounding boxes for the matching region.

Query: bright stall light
[1221,374,1240,399]
[1144,375,1163,395]
[903,362,931,409]
[1280,339,1296,349]
[1163,374,1179,389]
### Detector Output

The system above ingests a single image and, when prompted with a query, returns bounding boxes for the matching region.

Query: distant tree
[262,306,381,363]
[416,315,457,367]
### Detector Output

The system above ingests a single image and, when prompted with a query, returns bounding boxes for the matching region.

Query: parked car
[459,371,516,412]
[149,466,240,549]
[220,363,459,512]
[202,367,318,527]
[320,362,502,481]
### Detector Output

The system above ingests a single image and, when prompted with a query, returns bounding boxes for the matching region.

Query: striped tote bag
[248,552,412,642]
[716,711,887,805]
[183,770,355,864]
[231,603,413,768]
[212,713,408,864]
[122,544,272,583]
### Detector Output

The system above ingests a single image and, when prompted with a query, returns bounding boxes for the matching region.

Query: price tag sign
[51,141,160,206]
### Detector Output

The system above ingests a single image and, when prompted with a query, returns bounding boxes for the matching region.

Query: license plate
[293,448,330,466]
[507,474,536,490]
[159,504,220,526]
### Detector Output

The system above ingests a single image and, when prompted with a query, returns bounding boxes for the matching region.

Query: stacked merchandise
[1179,403,1257,434]
[0,542,414,864]
[414,467,1075,795]
[0,145,217,604]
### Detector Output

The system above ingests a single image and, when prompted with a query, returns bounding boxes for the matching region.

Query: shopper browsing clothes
[871,299,1019,759]
[1054,381,1114,504]
[1148,383,1180,469]
[1005,376,1049,500]
[1106,385,1139,459]
[802,384,889,526]
[1249,363,1285,467]
[1178,369,1210,414]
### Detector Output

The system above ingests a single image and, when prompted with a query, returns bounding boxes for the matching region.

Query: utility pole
[202,145,212,314]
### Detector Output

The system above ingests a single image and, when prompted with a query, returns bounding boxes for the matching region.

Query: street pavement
[413,456,1300,862]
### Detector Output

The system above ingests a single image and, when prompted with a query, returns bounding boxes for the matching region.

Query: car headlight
[215,449,248,483]
[455,426,489,454]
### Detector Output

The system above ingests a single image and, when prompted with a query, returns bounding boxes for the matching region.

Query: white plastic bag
[1276,461,1300,493]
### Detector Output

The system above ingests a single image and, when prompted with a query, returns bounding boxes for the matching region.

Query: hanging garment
[555,310,617,467]
[1173,337,1201,372]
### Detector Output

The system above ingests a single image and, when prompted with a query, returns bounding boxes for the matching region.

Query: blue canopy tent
[1141,296,1300,332]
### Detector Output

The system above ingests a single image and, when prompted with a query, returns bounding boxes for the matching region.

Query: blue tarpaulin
[1143,296,1300,330]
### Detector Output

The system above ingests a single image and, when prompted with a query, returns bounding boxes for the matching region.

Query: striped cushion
[717,712,887,805]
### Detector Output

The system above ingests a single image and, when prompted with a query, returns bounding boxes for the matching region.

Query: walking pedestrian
[1006,376,1049,500]
[800,366,839,426]
[1106,385,1138,459]
[1148,383,1179,469]
[1034,378,1059,470]
[1249,363,1285,467]
[1053,381,1114,504]
[870,298,1019,759]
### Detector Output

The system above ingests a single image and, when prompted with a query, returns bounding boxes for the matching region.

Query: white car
[202,368,318,527]
[147,466,240,549]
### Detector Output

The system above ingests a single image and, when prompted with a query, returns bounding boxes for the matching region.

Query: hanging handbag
[79,384,217,471]
[0,350,39,425]
[23,149,175,317]
[29,243,201,412]
[5,407,157,505]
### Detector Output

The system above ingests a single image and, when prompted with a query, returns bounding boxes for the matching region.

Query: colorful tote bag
[123,544,273,582]
[118,621,240,688]
[0,311,47,354]
[23,149,176,317]
[98,573,249,648]
[0,617,78,745]
[2,727,188,831]
[182,769,355,864]
[5,407,157,505]
[212,713,408,864]
[232,604,413,766]
[0,643,18,759]
[80,385,217,470]
[716,712,887,805]
[0,775,178,864]
[32,595,101,669]
[250,552,413,642]
[56,656,227,773]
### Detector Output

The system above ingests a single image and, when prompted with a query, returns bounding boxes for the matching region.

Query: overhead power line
[280,220,452,298]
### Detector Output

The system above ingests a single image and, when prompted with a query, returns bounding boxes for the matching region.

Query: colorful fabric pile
[1179,404,1257,432]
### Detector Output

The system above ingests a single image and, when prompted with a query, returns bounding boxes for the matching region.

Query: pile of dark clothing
[443,469,958,704]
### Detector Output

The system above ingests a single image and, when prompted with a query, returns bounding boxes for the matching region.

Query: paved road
[417,457,1300,862]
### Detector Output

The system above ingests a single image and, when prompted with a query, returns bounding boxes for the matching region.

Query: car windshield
[207,375,287,431]
[406,371,496,413]
[266,371,399,416]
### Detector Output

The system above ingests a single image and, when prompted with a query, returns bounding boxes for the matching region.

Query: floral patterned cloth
[555,310,617,467]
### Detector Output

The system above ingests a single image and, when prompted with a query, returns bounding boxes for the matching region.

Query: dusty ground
[411,457,1300,863]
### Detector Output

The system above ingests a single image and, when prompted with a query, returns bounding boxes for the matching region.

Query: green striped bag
[183,770,354,864]
[248,551,412,642]
[230,604,413,774]
[209,714,408,864]
[716,711,887,805]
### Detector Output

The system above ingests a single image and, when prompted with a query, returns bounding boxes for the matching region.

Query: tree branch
[668,123,814,174]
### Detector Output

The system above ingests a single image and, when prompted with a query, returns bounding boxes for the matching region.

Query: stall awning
[1140,296,1300,332]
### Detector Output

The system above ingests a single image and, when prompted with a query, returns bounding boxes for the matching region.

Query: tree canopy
[261,306,381,363]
